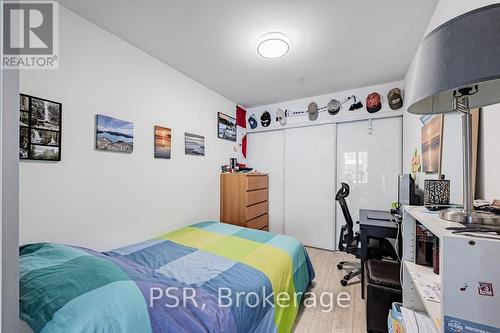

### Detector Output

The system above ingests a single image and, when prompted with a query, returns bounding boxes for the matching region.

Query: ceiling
[59,0,438,107]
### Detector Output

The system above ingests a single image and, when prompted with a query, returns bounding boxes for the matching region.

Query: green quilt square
[202,236,261,262]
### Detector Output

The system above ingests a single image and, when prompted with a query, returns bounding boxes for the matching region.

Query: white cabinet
[284,124,336,250]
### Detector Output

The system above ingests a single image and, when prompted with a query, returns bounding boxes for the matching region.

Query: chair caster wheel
[341,279,348,286]
[337,264,343,270]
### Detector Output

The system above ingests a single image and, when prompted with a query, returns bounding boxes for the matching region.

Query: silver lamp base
[440,208,500,226]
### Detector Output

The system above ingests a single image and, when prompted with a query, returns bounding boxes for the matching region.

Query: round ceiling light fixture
[256,32,290,59]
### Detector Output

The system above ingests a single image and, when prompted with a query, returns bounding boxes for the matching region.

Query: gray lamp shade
[406,4,500,115]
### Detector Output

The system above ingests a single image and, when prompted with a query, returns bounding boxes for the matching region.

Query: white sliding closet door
[284,124,336,250]
[335,117,402,244]
[247,131,285,233]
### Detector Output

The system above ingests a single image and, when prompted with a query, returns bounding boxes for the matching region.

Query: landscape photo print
[185,132,205,156]
[96,114,134,153]
[154,126,172,159]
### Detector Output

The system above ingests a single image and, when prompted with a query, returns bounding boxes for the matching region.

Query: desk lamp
[406,4,500,225]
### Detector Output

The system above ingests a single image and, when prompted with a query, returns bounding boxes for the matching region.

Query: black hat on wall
[261,111,271,127]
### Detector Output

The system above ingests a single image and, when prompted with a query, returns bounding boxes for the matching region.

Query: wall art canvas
[154,126,171,159]
[421,115,443,174]
[185,132,205,156]
[19,94,62,161]
[96,114,134,153]
[217,112,236,142]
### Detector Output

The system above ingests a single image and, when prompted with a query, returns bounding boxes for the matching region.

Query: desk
[359,209,401,299]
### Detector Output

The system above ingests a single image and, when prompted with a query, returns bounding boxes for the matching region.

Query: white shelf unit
[404,261,442,330]
[402,206,500,333]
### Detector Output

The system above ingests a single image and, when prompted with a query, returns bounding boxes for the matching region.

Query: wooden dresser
[220,173,269,231]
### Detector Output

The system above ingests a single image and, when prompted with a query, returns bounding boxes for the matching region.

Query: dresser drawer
[247,214,269,230]
[246,189,268,206]
[246,201,268,221]
[246,176,268,191]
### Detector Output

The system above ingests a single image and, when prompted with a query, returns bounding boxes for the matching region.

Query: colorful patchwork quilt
[20,221,315,333]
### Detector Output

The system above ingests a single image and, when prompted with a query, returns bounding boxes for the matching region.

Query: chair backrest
[335,182,355,249]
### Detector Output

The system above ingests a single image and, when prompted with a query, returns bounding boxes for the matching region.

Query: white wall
[19,7,237,251]
[477,104,500,201]
[402,111,463,204]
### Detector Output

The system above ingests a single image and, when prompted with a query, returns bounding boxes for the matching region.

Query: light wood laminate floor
[293,247,366,333]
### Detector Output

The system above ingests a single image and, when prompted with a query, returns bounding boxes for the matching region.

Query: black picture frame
[19,94,62,161]
[217,112,237,142]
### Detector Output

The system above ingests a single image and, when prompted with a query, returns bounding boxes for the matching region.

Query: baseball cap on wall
[348,95,363,111]
[366,92,382,113]
[308,102,319,121]
[327,99,342,115]
[388,88,403,110]
[261,111,271,127]
[248,114,258,129]
[276,108,287,126]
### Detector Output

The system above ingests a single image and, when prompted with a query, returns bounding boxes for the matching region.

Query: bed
[20,221,315,333]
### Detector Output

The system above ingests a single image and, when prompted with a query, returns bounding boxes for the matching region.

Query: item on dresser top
[238,167,254,173]
[275,108,287,126]
[424,176,450,205]
[229,158,238,171]
[307,102,319,120]
[248,114,258,129]
[260,111,271,127]
[388,88,403,110]
[366,92,382,113]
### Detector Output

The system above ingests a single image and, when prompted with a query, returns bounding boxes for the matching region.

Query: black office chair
[336,182,398,286]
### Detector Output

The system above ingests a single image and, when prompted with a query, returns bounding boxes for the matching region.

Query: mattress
[20,221,315,333]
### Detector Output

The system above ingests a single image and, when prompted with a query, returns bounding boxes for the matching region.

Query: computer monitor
[398,174,420,206]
